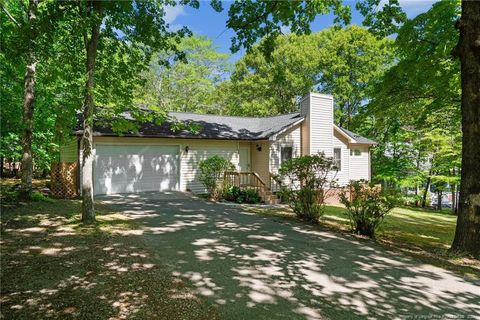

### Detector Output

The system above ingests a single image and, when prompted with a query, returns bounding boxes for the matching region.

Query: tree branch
[228,0,279,30]
[0,2,20,27]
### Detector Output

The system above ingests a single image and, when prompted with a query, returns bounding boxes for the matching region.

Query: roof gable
[334,125,377,145]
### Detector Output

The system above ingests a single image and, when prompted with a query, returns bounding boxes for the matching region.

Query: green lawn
[323,206,456,251]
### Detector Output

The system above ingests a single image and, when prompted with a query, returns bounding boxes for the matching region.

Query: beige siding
[182,142,242,192]
[300,96,310,156]
[309,93,334,157]
[93,137,242,193]
[269,125,301,174]
[333,132,350,186]
[60,139,78,162]
[349,145,370,181]
[250,141,270,186]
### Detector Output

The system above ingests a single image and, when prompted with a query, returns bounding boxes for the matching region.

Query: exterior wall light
[256,144,262,152]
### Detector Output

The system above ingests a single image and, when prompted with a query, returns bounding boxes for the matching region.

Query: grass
[0,178,52,204]
[323,206,456,250]
[249,204,480,279]
[0,198,219,319]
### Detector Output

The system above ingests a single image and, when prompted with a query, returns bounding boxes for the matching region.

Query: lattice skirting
[50,162,78,198]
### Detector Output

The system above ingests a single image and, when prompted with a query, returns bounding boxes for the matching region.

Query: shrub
[223,185,241,202]
[223,186,261,204]
[0,184,20,204]
[198,155,235,200]
[340,180,398,238]
[31,191,54,203]
[241,189,261,204]
[277,153,338,223]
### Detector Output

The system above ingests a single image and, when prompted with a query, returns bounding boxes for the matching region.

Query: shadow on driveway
[99,192,480,320]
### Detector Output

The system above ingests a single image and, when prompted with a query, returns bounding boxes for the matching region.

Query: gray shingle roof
[88,111,305,141]
[337,127,377,145]
[81,109,375,144]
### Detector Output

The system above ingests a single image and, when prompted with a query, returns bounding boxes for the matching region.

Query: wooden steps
[223,171,280,205]
[259,190,280,205]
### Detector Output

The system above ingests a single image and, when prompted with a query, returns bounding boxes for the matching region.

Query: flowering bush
[277,153,338,223]
[340,180,398,238]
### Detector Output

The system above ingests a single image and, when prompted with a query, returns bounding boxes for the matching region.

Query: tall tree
[1,0,66,193]
[220,26,392,119]
[138,35,230,114]
[357,0,461,193]
[1,0,39,197]
[315,26,393,128]
[20,0,38,198]
[353,0,478,257]
[79,0,102,223]
[71,0,193,223]
[450,1,480,257]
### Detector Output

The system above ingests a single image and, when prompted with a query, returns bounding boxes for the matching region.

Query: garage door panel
[94,145,179,195]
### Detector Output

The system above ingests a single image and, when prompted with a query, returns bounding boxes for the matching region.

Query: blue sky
[166,0,437,62]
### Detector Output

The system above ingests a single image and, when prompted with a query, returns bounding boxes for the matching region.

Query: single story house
[60,92,376,197]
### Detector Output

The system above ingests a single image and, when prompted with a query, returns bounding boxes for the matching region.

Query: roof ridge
[169,111,301,120]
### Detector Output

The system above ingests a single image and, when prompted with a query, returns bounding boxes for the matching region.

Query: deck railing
[269,172,281,193]
[224,171,267,194]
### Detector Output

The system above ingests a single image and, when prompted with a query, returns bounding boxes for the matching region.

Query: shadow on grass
[0,199,219,320]
[399,205,455,216]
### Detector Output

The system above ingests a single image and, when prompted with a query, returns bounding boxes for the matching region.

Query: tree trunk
[421,176,431,208]
[0,156,3,178]
[20,0,38,199]
[81,0,102,224]
[414,184,419,207]
[451,183,456,214]
[437,191,442,211]
[451,1,480,258]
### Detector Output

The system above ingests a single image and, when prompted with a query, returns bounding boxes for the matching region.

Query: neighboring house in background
[60,93,376,198]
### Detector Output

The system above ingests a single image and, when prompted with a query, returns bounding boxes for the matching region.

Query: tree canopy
[137,36,230,114]
[218,25,392,123]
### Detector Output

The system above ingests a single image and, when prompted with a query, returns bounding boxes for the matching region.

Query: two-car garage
[93,144,180,195]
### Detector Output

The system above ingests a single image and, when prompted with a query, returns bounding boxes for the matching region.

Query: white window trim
[279,144,294,164]
[350,148,363,157]
[333,147,342,172]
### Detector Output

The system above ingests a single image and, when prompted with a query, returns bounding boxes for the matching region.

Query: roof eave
[268,118,305,141]
[333,124,356,143]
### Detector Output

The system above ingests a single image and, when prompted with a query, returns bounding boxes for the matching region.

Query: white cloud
[398,0,437,17]
[164,5,186,25]
[375,0,437,19]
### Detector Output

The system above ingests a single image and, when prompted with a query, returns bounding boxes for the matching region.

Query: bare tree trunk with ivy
[20,0,38,199]
[81,0,102,224]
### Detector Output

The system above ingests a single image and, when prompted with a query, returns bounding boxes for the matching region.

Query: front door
[238,147,250,172]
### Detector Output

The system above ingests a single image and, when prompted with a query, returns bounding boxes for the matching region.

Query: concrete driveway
[99,192,480,320]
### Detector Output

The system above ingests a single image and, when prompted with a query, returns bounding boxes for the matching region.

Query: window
[350,149,361,156]
[333,148,341,170]
[281,146,293,164]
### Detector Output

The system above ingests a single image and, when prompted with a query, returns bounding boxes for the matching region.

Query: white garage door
[94,144,180,195]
